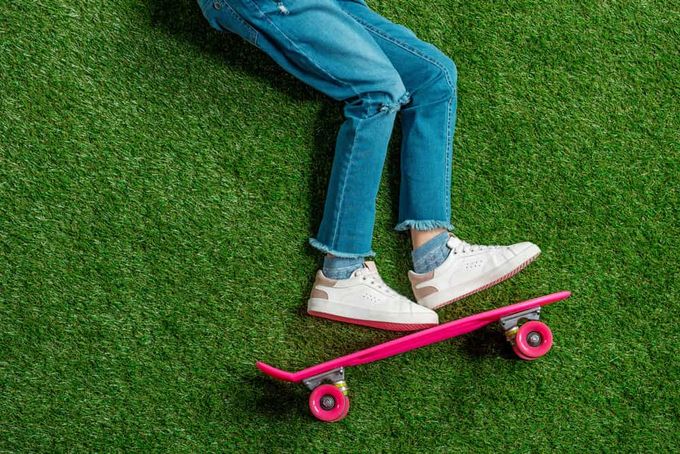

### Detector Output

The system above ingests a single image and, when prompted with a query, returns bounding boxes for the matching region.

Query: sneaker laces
[448,234,501,255]
[354,267,401,297]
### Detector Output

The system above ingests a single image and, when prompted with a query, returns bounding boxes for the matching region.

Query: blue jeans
[198,0,457,258]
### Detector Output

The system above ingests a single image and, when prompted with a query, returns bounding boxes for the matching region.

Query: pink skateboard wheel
[309,384,350,422]
[513,321,553,359]
[512,345,538,361]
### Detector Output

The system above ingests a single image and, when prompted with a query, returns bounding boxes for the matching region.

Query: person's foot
[407,233,541,310]
[307,261,439,331]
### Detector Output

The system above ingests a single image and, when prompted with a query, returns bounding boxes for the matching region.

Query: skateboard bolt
[527,332,542,347]
[320,395,336,411]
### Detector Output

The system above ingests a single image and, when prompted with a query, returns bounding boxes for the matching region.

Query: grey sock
[411,231,451,274]
[323,255,365,280]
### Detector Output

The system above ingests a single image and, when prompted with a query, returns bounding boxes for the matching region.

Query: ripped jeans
[198,0,457,258]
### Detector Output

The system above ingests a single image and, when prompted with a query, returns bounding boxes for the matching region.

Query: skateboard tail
[256,361,300,382]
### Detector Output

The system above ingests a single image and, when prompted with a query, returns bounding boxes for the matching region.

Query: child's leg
[336,0,458,239]
[336,2,541,307]
[198,0,410,259]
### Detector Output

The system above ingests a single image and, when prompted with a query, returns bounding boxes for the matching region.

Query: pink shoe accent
[309,384,349,422]
[513,321,553,359]
[431,253,540,310]
[308,310,437,332]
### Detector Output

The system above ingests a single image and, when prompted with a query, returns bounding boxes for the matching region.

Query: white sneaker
[307,261,439,331]
[408,233,541,310]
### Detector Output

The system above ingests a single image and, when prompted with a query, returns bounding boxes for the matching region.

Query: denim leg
[322,255,365,279]
[198,0,410,258]
[337,1,458,233]
[310,87,410,258]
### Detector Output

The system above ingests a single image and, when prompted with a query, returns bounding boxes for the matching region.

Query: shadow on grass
[243,375,309,420]
[146,0,319,102]
[458,326,517,360]
[145,0,406,271]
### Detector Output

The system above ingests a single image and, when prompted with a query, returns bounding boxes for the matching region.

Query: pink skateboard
[257,290,571,422]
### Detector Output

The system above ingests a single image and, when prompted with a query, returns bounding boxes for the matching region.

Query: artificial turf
[1,0,678,451]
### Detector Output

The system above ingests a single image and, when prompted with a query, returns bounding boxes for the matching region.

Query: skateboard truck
[498,307,554,361]
[302,367,348,394]
[499,307,541,339]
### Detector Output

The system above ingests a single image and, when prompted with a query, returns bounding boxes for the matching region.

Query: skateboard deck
[256,290,571,421]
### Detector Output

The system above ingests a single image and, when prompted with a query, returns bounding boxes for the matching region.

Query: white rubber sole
[307,298,438,328]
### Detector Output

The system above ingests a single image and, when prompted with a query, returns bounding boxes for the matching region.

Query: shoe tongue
[363,261,378,273]
[447,235,463,249]
[350,260,377,278]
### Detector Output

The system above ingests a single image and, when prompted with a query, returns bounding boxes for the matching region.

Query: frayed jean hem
[394,219,455,232]
[308,237,376,258]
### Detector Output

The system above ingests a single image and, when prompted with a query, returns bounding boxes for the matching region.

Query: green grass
[1,0,678,451]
